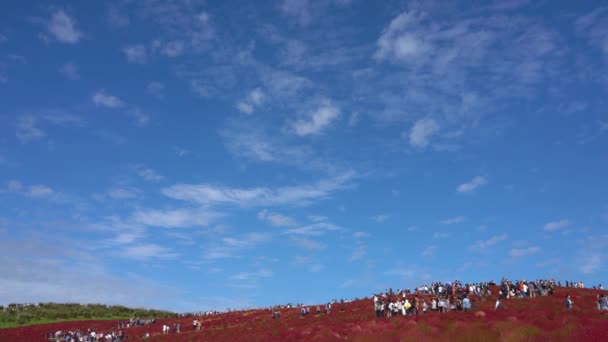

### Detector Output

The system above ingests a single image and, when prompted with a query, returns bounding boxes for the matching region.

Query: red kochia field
[1,286,607,341]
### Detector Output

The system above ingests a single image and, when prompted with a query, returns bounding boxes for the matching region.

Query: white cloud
[509,246,540,257]
[408,118,440,147]
[123,44,147,64]
[174,146,189,157]
[280,0,312,26]
[350,245,366,261]
[230,269,273,281]
[106,6,130,29]
[7,180,22,192]
[133,208,218,228]
[440,216,466,225]
[580,254,601,274]
[0,240,172,309]
[59,62,79,80]
[353,231,370,238]
[47,10,82,44]
[374,11,430,61]
[371,215,388,223]
[279,0,349,26]
[422,245,436,257]
[92,90,124,108]
[16,113,83,144]
[236,102,254,114]
[292,237,327,250]
[236,88,265,114]
[137,167,164,182]
[291,100,340,136]
[257,210,296,227]
[16,116,45,143]
[128,107,150,127]
[284,222,340,236]
[27,185,53,198]
[432,232,450,239]
[222,233,270,248]
[108,188,138,199]
[457,176,487,193]
[203,232,270,260]
[161,41,184,57]
[122,243,177,260]
[220,121,336,172]
[543,219,570,231]
[162,171,354,207]
[147,81,164,98]
[7,181,55,199]
[470,233,508,250]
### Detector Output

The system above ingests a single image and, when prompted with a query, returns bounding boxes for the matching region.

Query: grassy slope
[1,287,606,341]
[0,303,176,328]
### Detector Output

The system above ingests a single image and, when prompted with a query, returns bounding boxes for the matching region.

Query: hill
[0,286,607,341]
[0,303,177,329]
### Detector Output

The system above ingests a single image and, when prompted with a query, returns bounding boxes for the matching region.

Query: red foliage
[1,287,607,341]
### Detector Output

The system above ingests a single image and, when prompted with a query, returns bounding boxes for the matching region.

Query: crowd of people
[47,317,159,341]
[367,278,607,317]
[48,328,127,342]
[43,278,606,340]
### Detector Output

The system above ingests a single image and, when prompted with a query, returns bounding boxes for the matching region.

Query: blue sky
[1,0,607,312]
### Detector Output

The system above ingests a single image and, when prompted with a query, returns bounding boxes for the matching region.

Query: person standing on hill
[565,295,573,309]
[598,294,608,310]
[374,299,384,318]
[463,296,471,312]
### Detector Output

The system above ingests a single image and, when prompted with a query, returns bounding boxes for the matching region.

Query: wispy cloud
[236,88,265,114]
[107,188,138,199]
[291,99,340,136]
[350,244,366,261]
[162,171,354,207]
[230,269,273,281]
[123,44,147,64]
[353,231,370,238]
[580,254,601,274]
[432,232,450,239]
[16,116,46,143]
[92,90,124,108]
[16,113,84,144]
[457,176,487,193]
[27,185,54,198]
[440,216,466,225]
[543,219,570,231]
[122,243,178,260]
[257,210,296,227]
[147,81,164,98]
[470,234,508,251]
[204,232,270,259]
[292,237,327,250]
[127,107,150,127]
[422,245,436,257]
[509,246,540,257]
[59,62,79,80]
[371,215,388,223]
[408,118,440,148]
[136,167,164,182]
[5,179,57,198]
[133,208,218,228]
[284,222,340,236]
[220,120,339,172]
[46,9,82,44]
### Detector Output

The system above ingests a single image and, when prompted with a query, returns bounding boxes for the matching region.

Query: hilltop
[0,303,177,329]
[0,286,607,341]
